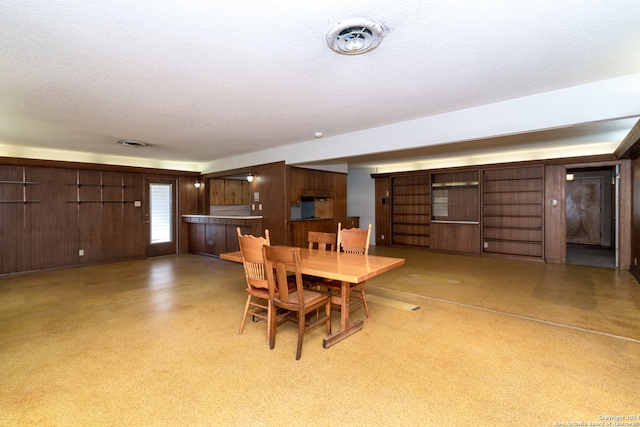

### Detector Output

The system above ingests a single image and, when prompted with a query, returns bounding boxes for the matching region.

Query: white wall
[347,168,377,245]
[199,73,640,174]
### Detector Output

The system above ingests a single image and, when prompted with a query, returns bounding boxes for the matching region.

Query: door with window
[145,178,177,257]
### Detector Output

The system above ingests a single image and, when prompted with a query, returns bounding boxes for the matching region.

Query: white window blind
[150,183,173,244]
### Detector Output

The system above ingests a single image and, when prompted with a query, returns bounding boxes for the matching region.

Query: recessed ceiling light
[326,19,384,55]
[118,140,146,148]
[314,132,323,138]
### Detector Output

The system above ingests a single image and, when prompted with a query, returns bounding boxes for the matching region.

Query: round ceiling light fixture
[118,140,146,148]
[326,18,384,55]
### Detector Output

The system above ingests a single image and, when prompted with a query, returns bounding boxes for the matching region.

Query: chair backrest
[263,245,303,306]
[337,222,371,255]
[237,228,271,290]
[307,231,336,251]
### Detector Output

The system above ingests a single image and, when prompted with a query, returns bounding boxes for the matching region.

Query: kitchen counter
[182,214,263,221]
[183,215,263,256]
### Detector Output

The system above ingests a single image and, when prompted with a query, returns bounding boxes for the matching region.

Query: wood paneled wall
[1,160,198,275]
[374,176,391,245]
[250,161,288,245]
[287,166,347,247]
[1,165,79,273]
[544,165,564,263]
[631,156,640,280]
[287,166,347,216]
[373,157,633,269]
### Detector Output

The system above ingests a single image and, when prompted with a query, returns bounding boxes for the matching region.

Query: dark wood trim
[371,155,618,179]
[0,156,200,176]
[614,119,640,159]
[202,167,250,179]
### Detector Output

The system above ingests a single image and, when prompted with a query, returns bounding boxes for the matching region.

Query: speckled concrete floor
[1,248,638,426]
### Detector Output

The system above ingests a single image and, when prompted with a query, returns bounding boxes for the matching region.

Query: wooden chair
[304,231,337,290]
[263,245,332,360]
[236,228,291,346]
[324,222,372,317]
[307,231,336,251]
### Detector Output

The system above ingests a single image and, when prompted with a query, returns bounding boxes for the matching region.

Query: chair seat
[264,245,332,360]
[247,287,270,299]
[288,289,331,305]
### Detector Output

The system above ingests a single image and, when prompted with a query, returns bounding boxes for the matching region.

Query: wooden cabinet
[210,179,226,204]
[391,175,431,247]
[224,180,242,204]
[428,170,480,254]
[189,222,206,253]
[205,223,225,255]
[430,222,481,255]
[185,216,261,256]
[482,166,543,258]
[209,179,249,205]
[431,170,478,223]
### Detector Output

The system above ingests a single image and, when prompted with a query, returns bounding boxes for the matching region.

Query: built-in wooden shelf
[0,181,38,184]
[65,173,138,205]
[391,175,430,247]
[0,180,40,203]
[483,166,544,258]
[0,200,40,203]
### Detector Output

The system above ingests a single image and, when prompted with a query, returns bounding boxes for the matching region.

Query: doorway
[145,178,178,257]
[565,166,617,268]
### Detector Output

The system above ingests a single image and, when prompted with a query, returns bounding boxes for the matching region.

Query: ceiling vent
[118,140,146,148]
[326,19,384,55]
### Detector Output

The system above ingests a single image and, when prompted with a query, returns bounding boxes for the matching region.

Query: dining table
[220,247,405,348]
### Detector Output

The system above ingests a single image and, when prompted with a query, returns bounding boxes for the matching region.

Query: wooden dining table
[220,247,405,348]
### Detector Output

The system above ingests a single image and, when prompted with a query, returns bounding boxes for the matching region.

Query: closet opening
[565,165,618,268]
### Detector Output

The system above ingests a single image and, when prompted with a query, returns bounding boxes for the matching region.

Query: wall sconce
[194,180,202,189]
[566,173,574,181]
[246,173,256,183]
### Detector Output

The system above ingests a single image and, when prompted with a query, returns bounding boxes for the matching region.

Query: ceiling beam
[614,119,640,159]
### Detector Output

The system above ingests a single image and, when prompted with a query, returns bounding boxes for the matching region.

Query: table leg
[323,281,364,348]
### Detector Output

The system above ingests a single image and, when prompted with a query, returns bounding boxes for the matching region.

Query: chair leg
[266,300,272,346]
[269,303,277,350]
[296,313,305,360]
[325,300,332,334]
[239,294,251,334]
[360,285,371,318]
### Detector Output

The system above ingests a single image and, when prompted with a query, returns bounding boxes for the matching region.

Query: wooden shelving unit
[429,170,480,254]
[391,175,430,247]
[430,170,479,223]
[66,174,138,204]
[0,179,39,204]
[482,166,544,258]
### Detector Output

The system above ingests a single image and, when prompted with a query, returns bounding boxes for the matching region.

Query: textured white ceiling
[1,1,639,171]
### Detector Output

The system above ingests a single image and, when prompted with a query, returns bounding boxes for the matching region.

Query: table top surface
[220,247,405,283]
